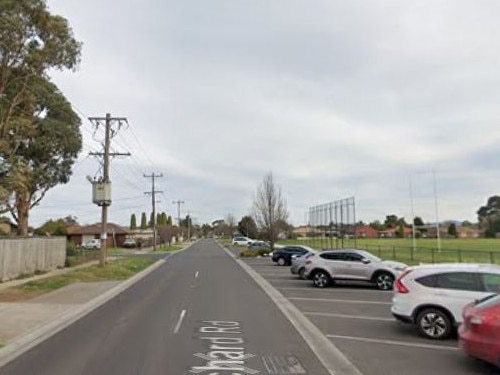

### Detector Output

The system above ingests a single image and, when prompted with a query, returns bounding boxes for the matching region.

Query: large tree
[0,0,82,235]
[238,215,258,238]
[477,196,500,235]
[252,172,289,249]
[3,78,81,235]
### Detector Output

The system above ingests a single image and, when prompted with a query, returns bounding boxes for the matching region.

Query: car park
[271,245,313,266]
[231,236,254,246]
[303,249,406,290]
[290,249,318,279]
[391,263,500,339]
[458,293,500,368]
[81,239,100,250]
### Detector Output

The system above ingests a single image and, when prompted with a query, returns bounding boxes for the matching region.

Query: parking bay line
[304,312,393,322]
[326,334,458,351]
[278,287,385,293]
[288,297,391,305]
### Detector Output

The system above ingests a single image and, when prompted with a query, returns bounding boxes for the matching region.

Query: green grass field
[278,237,500,265]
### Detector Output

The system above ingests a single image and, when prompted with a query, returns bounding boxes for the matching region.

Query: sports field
[281,237,500,265]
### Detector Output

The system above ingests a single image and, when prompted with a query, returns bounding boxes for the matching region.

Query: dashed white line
[304,312,393,321]
[195,271,199,278]
[326,334,458,351]
[288,297,391,305]
[173,309,186,334]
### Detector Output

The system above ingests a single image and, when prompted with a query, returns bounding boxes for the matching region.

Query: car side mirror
[362,259,371,264]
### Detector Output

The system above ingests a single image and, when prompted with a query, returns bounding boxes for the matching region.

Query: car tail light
[394,269,412,294]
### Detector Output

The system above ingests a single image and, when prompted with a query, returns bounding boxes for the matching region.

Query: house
[379,226,413,238]
[292,225,313,238]
[355,225,379,238]
[66,223,128,248]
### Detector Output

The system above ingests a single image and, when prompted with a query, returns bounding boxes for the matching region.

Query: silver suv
[303,249,407,290]
[391,263,500,339]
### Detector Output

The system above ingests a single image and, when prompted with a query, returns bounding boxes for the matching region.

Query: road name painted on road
[190,320,259,375]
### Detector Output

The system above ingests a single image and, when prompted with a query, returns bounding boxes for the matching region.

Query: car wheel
[312,271,331,288]
[298,268,306,279]
[374,272,394,290]
[416,308,453,340]
[277,257,286,266]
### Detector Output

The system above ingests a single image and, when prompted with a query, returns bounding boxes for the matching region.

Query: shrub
[239,249,270,258]
[66,242,78,256]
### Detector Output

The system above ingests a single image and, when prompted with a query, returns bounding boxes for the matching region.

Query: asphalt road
[0,239,334,375]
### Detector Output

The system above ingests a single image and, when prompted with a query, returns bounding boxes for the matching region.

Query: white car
[231,236,253,246]
[391,263,500,340]
[303,249,406,290]
[81,239,101,250]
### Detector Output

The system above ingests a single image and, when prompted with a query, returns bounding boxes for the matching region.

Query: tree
[238,216,258,238]
[413,217,425,227]
[369,220,384,231]
[252,172,289,249]
[477,196,500,235]
[3,77,82,235]
[34,215,78,236]
[130,214,137,230]
[140,212,147,230]
[384,215,399,229]
[225,213,236,235]
[448,223,457,238]
[201,223,212,237]
[0,0,82,235]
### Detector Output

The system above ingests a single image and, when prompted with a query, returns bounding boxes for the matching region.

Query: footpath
[0,249,169,368]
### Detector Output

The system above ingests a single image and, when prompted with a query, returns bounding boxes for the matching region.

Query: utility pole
[172,200,184,239]
[88,113,129,267]
[144,173,163,251]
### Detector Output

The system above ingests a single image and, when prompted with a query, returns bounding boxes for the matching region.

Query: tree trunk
[16,193,30,236]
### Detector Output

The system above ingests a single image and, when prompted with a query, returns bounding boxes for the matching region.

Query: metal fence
[297,238,500,265]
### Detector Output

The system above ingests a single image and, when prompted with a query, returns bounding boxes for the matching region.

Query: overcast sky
[28,0,500,228]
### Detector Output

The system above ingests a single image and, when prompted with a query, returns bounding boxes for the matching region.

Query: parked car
[303,249,406,290]
[291,249,318,279]
[391,263,500,340]
[122,238,137,248]
[271,245,313,266]
[231,236,254,246]
[459,293,500,368]
[81,239,100,250]
[248,241,271,251]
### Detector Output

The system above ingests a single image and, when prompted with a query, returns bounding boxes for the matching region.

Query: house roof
[66,223,128,235]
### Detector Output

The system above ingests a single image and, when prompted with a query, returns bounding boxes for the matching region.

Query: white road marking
[288,297,391,305]
[174,309,187,334]
[304,312,393,321]
[278,287,384,293]
[195,271,199,278]
[327,334,459,351]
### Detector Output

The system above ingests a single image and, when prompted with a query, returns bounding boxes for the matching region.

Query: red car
[459,293,500,368]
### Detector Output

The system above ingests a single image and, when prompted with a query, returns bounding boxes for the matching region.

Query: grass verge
[0,257,157,302]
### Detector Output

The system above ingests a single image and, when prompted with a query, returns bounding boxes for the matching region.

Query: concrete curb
[0,244,194,368]
[220,244,363,375]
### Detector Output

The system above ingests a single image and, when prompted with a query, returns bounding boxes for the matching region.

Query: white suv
[303,249,407,290]
[231,236,253,246]
[391,263,500,340]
